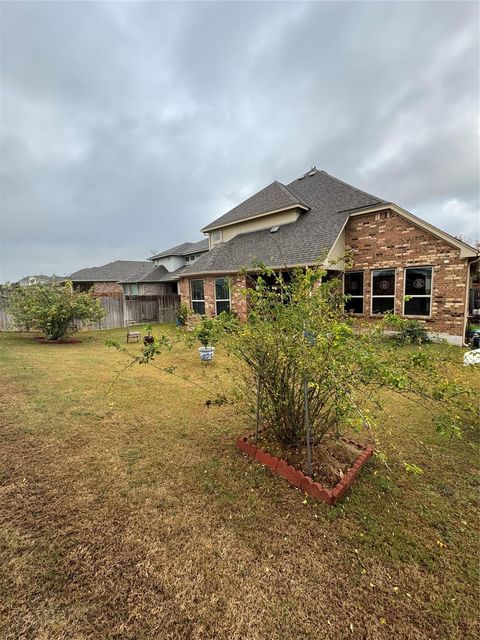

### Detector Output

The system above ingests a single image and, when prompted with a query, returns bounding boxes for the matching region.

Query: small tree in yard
[226,265,477,463]
[8,281,105,341]
[107,262,476,475]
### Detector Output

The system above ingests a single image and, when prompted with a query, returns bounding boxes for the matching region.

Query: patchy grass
[0,326,478,640]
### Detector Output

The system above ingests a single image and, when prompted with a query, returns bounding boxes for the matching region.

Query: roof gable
[119,265,169,284]
[149,238,209,260]
[201,181,309,232]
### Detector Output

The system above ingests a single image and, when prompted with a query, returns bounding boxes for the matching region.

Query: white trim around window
[403,266,433,318]
[370,268,396,315]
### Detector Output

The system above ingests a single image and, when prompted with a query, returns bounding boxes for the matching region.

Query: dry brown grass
[0,326,478,639]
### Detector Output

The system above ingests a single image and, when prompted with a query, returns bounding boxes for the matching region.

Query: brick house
[179,168,478,345]
[69,261,155,298]
[68,239,208,297]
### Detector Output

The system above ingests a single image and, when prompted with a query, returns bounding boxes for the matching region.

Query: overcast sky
[1,0,479,282]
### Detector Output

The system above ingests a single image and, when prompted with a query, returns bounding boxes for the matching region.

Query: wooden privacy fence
[0,297,12,331]
[0,294,180,332]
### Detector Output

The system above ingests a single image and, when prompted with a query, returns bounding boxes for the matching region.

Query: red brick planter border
[236,433,373,505]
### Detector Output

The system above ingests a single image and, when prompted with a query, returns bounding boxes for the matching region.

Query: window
[190,279,205,315]
[215,277,230,315]
[124,283,138,296]
[371,269,395,315]
[404,266,432,316]
[344,271,364,314]
[211,229,222,246]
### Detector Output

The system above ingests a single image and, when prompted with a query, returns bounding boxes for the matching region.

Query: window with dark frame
[344,271,364,314]
[190,279,205,315]
[215,277,230,315]
[404,267,432,316]
[371,269,395,315]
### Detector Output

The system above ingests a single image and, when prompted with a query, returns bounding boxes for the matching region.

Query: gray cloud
[1,0,478,282]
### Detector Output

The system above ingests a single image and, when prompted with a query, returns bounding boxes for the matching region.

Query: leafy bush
[192,315,222,347]
[225,265,475,447]
[398,320,430,344]
[8,282,105,340]
[176,302,190,326]
[386,314,430,344]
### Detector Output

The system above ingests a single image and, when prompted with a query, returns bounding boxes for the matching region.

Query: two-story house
[179,168,478,345]
[68,239,209,297]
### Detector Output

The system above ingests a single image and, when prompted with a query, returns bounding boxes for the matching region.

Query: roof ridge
[318,170,386,206]
[274,181,310,209]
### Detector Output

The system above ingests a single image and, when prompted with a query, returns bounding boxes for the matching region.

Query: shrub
[192,315,221,348]
[176,302,190,326]
[8,281,105,340]
[386,314,430,344]
[226,265,475,448]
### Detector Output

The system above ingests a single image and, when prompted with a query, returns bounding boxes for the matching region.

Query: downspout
[463,256,480,346]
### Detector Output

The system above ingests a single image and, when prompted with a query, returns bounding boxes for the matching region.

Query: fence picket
[0,294,179,332]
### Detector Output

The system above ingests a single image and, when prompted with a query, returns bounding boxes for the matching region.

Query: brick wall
[345,209,469,342]
[92,282,124,298]
[179,274,248,320]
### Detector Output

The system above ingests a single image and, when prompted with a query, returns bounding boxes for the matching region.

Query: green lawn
[0,326,478,639]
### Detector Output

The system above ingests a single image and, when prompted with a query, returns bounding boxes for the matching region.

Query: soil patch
[249,434,363,488]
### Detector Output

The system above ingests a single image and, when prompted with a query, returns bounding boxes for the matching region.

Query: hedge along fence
[0,293,180,331]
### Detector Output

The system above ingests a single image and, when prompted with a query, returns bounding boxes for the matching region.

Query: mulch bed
[254,434,362,488]
[34,337,82,344]
[237,433,373,505]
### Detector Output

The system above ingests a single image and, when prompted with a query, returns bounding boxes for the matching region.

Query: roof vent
[270,226,279,233]
[308,166,317,176]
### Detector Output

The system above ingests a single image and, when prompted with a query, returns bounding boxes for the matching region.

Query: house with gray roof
[68,261,156,297]
[67,238,209,298]
[178,168,478,345]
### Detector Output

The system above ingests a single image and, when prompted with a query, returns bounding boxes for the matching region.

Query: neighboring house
[68,261,155,297]
[179,168,479,345]
[67,239,209,297]
[17,275,62,286]
[119,265,175,296]
[147,239,209,292]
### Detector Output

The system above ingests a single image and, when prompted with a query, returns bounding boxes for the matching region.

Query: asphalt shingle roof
[183,169,386,275]
[156,266,188,282]
[68,261,153,282]
[149,238,208,260]
[119,265,169,284]
[201,181,309,232]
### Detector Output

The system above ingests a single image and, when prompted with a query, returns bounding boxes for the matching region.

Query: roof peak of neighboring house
[17,274,62,285]
[118,264,170,284]
[148,238,209,261]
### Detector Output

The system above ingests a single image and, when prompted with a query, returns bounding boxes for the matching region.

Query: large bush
[226,265,475,449]
[8,281,105,340]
